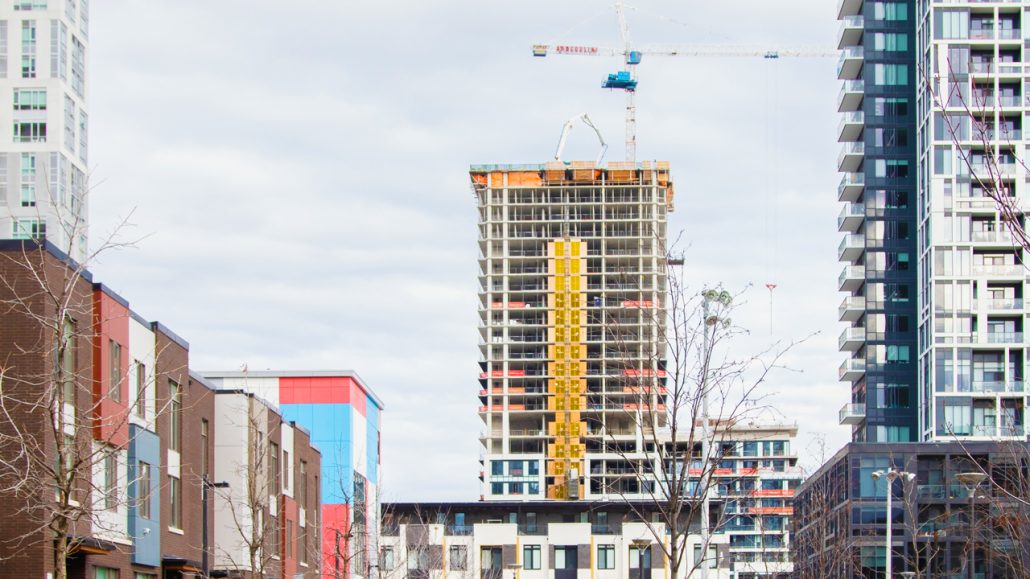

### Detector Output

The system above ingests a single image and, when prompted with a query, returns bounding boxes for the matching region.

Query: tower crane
[533,0,834,162]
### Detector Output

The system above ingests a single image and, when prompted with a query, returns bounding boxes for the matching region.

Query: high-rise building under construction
[469,160,674,501]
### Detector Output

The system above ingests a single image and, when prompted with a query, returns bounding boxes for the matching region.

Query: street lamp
[201,475,230,578]
[956,471,988,579]
[871,468,915,578]
[631,539,650,579]
[699,289,731,579]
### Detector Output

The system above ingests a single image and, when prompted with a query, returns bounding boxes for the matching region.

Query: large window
[200,419,209,476]
[20,20,36,78]
[103,450,117,509]
[12,218,45,240]
[20,152,35,207]
[13,88,45,110]
[168,381,181,451]
[137,461,151,519]
[168,475,181,528]
[449,545,467,570]
[13,120,45,142]
[523,545,541,570]
[874,64,909,86]
[93,567,118,579]
[134,361,146,416]
[108,340,121,402]
[269,441,279,495]
[597,544,615,569]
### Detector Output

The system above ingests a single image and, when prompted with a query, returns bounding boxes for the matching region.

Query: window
[269,441,280,495]
[449,545,467,570]
[168,475,181,528]
[528,460,539,475]
[60,317,76,407]
[94,567,118,579]
[597,544,615,569]
[628,545,652,569]
[0,23,6,80]
[137,461,151,519]
[134,361,146,416]
[13,88,45,110]
[491,461,503,476]
[200,419,209,476]
[20,20,36,78]
[70,36,84,97]
[874,63,908,86]
[270,516,280,556]
[13,120,45,142]
[934,9,969,39]
[134,574,156,579]
[282,449,289,491]
[12,218,45,240]
[19,152,35,207]
[108,340,121,402]
[873,2,907,21]
[522,545,541,570]
[491,482,503,495]
[78,110,87,163]
[886,345,910,364]
[103,450,117,509]
[299,460,308,510]
[887,252,910,271]
[380,546,394,570]
[168,381,181,452]
[509,482,523,495]
[298,524,307,564]
[693,545,717,569]
[14,1,47,9]
[525,511,537,532]
[873,32,908,51]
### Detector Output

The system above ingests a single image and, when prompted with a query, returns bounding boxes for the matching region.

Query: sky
[88,1,846,501]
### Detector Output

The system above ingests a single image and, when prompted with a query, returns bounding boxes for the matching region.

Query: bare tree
[593,252,803,579]
[214,396,282,578]
[0,212,151,579]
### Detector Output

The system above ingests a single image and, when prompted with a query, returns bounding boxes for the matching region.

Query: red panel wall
[91,289,129,448]
[322,503,350,579]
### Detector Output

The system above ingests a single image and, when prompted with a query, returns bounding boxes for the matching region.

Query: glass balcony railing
[987,331,1023,343]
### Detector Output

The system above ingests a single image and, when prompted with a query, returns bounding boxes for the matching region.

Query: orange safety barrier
[507,171,543,187]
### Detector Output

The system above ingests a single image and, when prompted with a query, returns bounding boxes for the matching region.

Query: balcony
[971,229,1013,245]
[982,297,1024,311]
[839,358,866,381]
[838,326,865,351]
[838,15,864,48]
[838,172,865,202]
[839,295,866,322]
[837,0,862,18]
[839,402,865,425]
[837,46,864,80]
[839,265,865,292]
[838,141,865,172]
[838,233,865,262]
[838,80,864,112]
[987,331,1023,344]
[973,264,1023,277]
[838,203,865,232]
[838,111,864,142]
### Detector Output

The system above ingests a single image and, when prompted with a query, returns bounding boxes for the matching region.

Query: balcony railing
[987,331,1023,343]
[973,264,1022,276]
[839,402,865,425]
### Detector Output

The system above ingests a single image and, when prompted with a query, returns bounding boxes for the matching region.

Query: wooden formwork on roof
[607,161,636,183]
[544,161,566,183]
[569,160,598,183]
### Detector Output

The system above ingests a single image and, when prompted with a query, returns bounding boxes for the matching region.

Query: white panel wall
[127,317,155,428]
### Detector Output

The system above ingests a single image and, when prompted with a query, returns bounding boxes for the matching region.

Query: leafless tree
[0,211,152,579]
[214,397,283,578]
[592,252,804,579]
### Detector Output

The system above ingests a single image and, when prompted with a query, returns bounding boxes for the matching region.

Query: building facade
[202,370,384,578]
[209,386,323,579]
[837,0,1030,442]
[793,441,1030,578]
[469,160,674,501]
[0,0,89,261]
[0,240,323,579]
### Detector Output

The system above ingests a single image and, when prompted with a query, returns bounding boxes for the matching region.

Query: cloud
[88,0,851,500]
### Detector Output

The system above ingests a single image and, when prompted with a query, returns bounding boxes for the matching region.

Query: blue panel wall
[281,402,353,505]
[128,424,160,566]
[365,397,380,485]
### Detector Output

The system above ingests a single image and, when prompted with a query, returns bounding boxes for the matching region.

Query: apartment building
[838,0,1030,443]
[210,387,323,579]
[382,423,802,579]
[0,239,323,578]
[0,0,90,262]
[469,160,673,501]
[797,0,1030,575]
[202,370,384,578]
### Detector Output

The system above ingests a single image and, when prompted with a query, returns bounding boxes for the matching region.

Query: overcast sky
[88,1,846,501]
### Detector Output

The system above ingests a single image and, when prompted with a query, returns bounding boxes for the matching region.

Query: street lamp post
[956,471,988,579]
[201,475,230,578]
[872,468,915,578]
[631,539,650,579]
[699,289,731,579]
